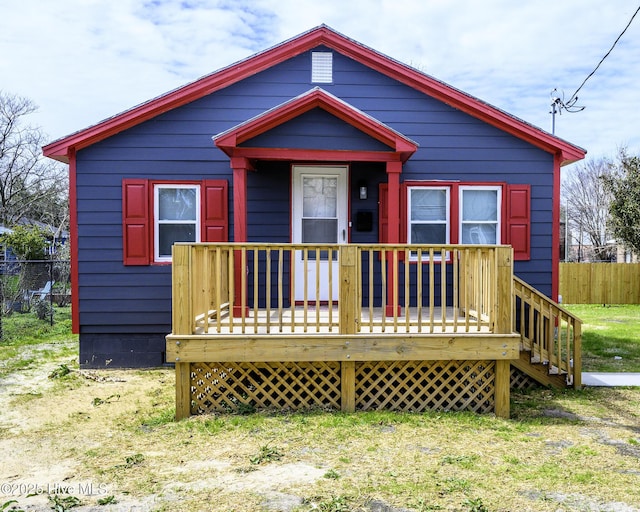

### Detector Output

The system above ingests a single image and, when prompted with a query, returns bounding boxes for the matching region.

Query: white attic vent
[312,52,333,83]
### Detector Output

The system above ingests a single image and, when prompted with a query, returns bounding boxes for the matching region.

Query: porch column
[386,161,402,316]
[231,156,251,243]
[231,157,252,316]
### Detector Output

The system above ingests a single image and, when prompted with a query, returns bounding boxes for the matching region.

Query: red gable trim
[43,25,585,164]
[214,88,418,162]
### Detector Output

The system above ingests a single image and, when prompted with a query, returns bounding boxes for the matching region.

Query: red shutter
[379,183,388,243]
[122,179,150,265]
[506,184,531,261]
[202,180,228,242]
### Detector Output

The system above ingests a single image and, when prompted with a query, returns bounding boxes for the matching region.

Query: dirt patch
[2,358,640,511]
[0,361,328,511]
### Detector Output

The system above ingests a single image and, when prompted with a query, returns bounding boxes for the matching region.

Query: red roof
[43,25,585,164]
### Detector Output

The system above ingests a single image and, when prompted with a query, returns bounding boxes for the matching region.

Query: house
[44,26,586,417]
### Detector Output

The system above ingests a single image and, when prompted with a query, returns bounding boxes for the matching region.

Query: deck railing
[513,276,582,387]
[171,243,514,336]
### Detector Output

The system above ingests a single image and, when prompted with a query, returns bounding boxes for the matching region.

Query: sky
[2,0,639,165]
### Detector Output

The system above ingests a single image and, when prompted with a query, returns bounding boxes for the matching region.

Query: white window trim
[153,184,201,263]
[459,185,502,245]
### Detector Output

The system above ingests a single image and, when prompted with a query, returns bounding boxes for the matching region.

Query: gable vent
[311,52,333,83]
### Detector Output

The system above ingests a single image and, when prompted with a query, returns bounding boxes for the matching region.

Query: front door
[292,165,348,301]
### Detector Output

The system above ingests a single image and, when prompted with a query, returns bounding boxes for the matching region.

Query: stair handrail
[513,276,582,388]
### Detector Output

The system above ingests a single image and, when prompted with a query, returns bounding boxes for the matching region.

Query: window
[407,184,501,246]
[379,181,530,261]
[459,186,501,244]
[408,187,449,244]
[122,179,228,265]
[154,184,200,262]
[311,52,333,83]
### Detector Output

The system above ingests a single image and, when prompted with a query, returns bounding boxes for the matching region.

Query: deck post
[494,246,513,418]
[572,321,582,389]
[341,361,356,412]
[175,362,191,420]
[339,246,358,411]
[494,247,513,334]
[339,245,359,335]
[172,244,193,420]
[494,359,510,418]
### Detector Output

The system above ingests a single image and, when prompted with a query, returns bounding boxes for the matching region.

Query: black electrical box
[356,211,373,232]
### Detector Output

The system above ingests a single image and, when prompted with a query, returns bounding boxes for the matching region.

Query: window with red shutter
[378,181,531,261]
[122,178,228,265]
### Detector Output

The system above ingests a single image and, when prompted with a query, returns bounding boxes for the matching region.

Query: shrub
[33,298,54,321]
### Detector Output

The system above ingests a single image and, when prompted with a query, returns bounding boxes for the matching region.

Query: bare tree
[562,158,615,261]
[0,91,67,228]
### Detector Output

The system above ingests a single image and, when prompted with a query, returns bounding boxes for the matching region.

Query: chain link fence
[0,259,71,327]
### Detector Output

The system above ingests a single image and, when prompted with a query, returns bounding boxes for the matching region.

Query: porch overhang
[212,87,419,163]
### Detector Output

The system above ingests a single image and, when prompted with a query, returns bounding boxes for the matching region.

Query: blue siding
[244,109,391,151]
[74,46,558,365]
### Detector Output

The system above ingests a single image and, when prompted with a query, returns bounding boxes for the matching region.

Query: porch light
[359,181,368,200]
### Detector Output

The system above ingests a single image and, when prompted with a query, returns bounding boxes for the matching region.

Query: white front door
[292,165,348,301]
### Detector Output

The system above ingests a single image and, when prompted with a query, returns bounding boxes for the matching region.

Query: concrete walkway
[582,372,640,387]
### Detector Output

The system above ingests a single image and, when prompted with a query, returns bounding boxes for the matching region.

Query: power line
[568,5,640,104]
[551,5,640,133]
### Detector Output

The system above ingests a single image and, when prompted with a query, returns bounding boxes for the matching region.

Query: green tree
[0,225,52,322]
[0,224,49,260]
[602,150,640,255]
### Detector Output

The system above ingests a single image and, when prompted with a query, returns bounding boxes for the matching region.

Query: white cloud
[1,0,638,159]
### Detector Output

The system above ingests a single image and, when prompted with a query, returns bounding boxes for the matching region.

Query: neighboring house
[617,243,639,263]
[44,25,585,384]
[0,226,14,262]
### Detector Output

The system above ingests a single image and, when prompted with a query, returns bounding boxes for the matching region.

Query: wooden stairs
[512,349,571,388]
[511,276,581,389]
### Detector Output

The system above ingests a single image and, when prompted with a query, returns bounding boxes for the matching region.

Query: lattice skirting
[190,362,341,414]
[355,361,495,413]
[190,360,501,415]
[509,365,543,390]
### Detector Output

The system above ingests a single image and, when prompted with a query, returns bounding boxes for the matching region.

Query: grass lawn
[0,306,76,379]
[1,306,639,511]
[564,304,640,372]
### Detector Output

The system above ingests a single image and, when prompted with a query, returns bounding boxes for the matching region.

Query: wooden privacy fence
[559,263,640,304]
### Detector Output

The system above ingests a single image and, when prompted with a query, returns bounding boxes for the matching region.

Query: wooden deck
[167,243,581,420]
